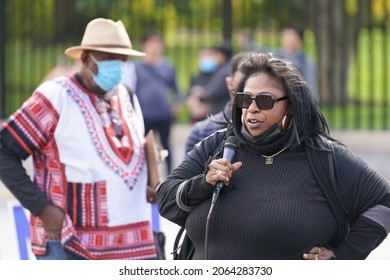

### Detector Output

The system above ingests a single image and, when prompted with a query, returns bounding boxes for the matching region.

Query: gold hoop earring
[281,114,290,130]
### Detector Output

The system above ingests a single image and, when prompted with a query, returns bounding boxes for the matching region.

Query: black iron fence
[1,0,389,129]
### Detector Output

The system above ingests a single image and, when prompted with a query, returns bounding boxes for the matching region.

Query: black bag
[172,227,195,260]
[153,230,166,260]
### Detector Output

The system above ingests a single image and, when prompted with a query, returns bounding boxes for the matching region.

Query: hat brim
[65,45,146,59]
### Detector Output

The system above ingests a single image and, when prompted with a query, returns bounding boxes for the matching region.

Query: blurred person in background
[186,43,233,125]
[278,26,318,100]
[185,52,249,154]
[122,58,137,93]
[238,26,318,100]
[134,32,182,174]
[0,18,160,260]
[186,47,217,124]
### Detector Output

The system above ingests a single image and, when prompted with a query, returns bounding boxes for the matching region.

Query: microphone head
[224,135,240,151]
[222,136,240,162]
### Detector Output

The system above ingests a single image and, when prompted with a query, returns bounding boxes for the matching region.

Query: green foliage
[3,0,390,127]
[345,0,358,15]
[74,0,118,16]
[372,0,389,24]
[5,0,54,42]
[4,42,63,109]
[347,28,390,103]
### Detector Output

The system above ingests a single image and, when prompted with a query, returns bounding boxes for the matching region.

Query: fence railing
[1,0,389,130]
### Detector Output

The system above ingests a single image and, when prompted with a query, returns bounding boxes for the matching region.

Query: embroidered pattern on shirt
[64,80,146,189]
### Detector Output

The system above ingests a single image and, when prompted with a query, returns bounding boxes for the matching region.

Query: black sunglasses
[107,107,123,138]
[235,92,288,110]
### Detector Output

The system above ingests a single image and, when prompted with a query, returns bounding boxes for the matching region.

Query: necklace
[260,147,288,165]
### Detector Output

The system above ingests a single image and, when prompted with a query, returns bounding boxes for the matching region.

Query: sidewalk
[1,124,390,259]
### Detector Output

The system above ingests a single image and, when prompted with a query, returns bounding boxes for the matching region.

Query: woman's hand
[206,158,242,187]
[38,204,65,240]
[303,247,335,260]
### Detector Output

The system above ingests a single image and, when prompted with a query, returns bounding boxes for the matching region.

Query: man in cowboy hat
[0,18,160,260]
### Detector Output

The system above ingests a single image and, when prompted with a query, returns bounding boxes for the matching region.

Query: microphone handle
[215,181,224,191]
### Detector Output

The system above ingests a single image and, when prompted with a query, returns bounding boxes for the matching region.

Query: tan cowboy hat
[65,18,145,59]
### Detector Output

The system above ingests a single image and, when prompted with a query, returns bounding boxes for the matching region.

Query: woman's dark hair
[234,52,335,148]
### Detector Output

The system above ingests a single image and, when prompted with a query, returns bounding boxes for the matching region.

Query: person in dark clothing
[187,43,233,125]
[186,47,218,123]
[157,52,390,260]
[134,32,182,174]
[198,43,233,116]
[184,52,248,154]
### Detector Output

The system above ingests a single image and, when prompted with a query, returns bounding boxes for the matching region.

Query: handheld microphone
[205,135,240,260]
[215,135,240,191]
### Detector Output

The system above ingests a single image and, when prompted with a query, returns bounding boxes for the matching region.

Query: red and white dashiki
[1,76,157,259]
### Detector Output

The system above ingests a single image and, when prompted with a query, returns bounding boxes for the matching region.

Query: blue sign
[7,200,160,260]
[7,200,34,260]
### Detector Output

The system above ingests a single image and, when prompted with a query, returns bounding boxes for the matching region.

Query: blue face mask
[198,57,218,74]
[90,54,125,92]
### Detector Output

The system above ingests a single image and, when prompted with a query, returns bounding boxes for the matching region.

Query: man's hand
[147,186,157,203]
[38,204,65,240]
